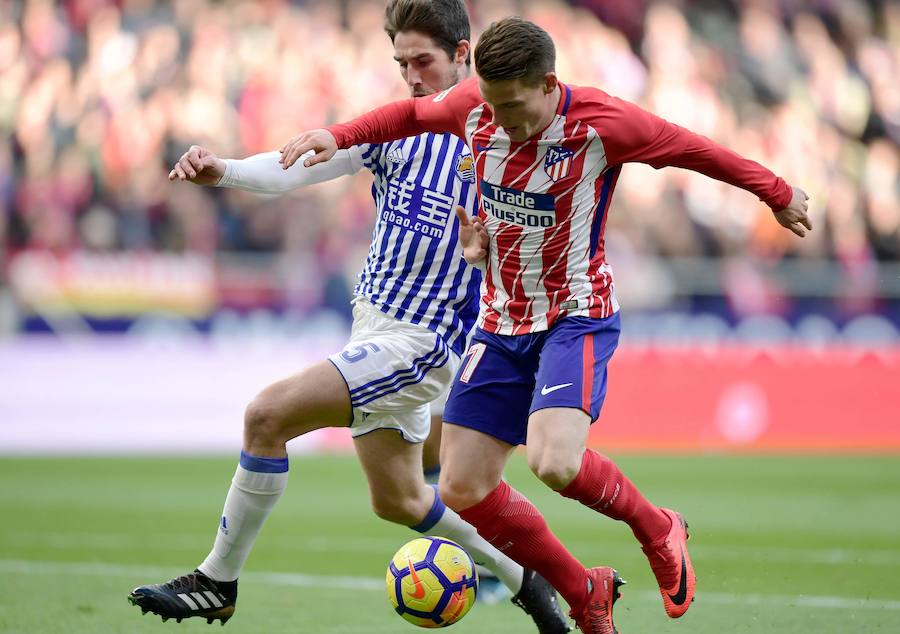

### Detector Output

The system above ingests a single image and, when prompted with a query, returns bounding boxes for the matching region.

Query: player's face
[479,74,559,142]
[393,31,468,98]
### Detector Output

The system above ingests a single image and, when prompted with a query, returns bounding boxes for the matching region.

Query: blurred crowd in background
[1,0,899,338]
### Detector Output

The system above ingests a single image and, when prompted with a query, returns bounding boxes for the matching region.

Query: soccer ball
[386,536,478,628]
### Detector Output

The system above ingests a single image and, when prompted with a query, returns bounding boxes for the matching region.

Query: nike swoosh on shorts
[540,383,573,396]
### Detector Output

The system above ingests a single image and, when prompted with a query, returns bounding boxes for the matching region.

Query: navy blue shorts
[443,313,621,446]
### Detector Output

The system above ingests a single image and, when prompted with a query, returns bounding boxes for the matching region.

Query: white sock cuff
[233,464,288,495]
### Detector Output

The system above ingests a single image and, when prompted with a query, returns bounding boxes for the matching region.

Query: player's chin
[504,127,525,140]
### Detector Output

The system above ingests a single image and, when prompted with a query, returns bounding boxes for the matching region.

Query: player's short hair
[474,17,556,86]
[384,0,471,66]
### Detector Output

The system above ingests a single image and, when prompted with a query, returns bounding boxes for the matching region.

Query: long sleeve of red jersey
[591,92,793,211]
[327,78,478,149]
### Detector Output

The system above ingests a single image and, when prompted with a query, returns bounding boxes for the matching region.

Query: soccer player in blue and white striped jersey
[128,2,569,632]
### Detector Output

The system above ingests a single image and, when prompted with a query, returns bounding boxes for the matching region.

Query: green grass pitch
[1,454,898,633]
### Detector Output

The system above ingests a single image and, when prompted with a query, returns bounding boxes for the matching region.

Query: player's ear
[543,72,558,95]
[454,40,470,67]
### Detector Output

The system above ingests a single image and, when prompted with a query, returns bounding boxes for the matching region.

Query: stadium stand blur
[2,0,898,453]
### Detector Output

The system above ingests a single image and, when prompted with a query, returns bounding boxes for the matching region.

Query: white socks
[413,487,524,595]
[196,455,524,597]
[198,453,288,582]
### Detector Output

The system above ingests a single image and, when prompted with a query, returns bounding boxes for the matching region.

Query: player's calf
[370,487,433,526]
[128,570,237,625]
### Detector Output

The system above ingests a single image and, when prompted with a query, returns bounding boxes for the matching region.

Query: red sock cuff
[558,449,603,503]
[459,480,589,609]
[558,448,670,544]
[459,481,511,525]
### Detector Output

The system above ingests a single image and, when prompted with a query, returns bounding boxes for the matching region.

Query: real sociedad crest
[544,145,574,182]
[455,153,475,183]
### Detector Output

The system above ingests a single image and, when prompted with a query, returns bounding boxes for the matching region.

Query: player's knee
[528,451,580,490]
[370,493,426,526]
[243,393,287,444]
[438,477,480,512]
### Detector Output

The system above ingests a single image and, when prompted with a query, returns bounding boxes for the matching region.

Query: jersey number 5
[341,343,382,363]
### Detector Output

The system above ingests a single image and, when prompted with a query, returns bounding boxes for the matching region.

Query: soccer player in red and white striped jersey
[281,16,811,633]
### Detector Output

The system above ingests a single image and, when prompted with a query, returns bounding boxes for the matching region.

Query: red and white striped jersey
[329,77,793,335]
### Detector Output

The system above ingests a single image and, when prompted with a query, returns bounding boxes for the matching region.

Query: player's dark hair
[474,17,555,85]
[384,0,471,66]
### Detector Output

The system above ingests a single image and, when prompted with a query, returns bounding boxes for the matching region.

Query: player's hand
[279,129,338,169]
[168,145,226,186]
[774,187,812,237]
[455,206,489,265]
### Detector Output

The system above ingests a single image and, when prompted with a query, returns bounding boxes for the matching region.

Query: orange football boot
[568,566,625,634]
[642,508,695,618]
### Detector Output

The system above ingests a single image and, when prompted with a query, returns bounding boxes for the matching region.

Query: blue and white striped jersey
[219,133,481,356]
[347,133,481,356]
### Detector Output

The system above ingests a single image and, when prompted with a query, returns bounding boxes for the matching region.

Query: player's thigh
[438,423,515,509]
[526,313,620,486]
[248,360,352,436]
[526,406,591,489]
[354,427,432,524]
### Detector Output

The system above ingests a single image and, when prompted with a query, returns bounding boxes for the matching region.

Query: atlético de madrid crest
[544,145,574,182]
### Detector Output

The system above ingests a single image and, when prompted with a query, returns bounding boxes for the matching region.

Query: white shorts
[429,383,451,419]
[428,328,476,419]
[329,299,460,443]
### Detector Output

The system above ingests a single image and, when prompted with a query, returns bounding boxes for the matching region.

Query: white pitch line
[0,559,383,592]
[2,559,899,612]
[7,531,900,567]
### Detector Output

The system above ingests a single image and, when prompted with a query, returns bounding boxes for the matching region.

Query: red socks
[459,481,589,609]
[559,449,671,545]
[456,452,670,610]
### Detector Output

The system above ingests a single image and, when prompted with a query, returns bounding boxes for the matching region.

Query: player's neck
[533,85,562,139]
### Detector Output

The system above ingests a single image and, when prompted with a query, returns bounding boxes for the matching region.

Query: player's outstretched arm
[171,143,358,193]
[773,186,812,237]
[455,206,489,269]
[220,149,358,193]
[168,145,226,186]
[596,95,812,235]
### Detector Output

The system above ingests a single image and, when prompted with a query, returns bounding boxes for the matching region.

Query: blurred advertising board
[594,346,900,452]
[7,250,216,319]
[1,337,897,454]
